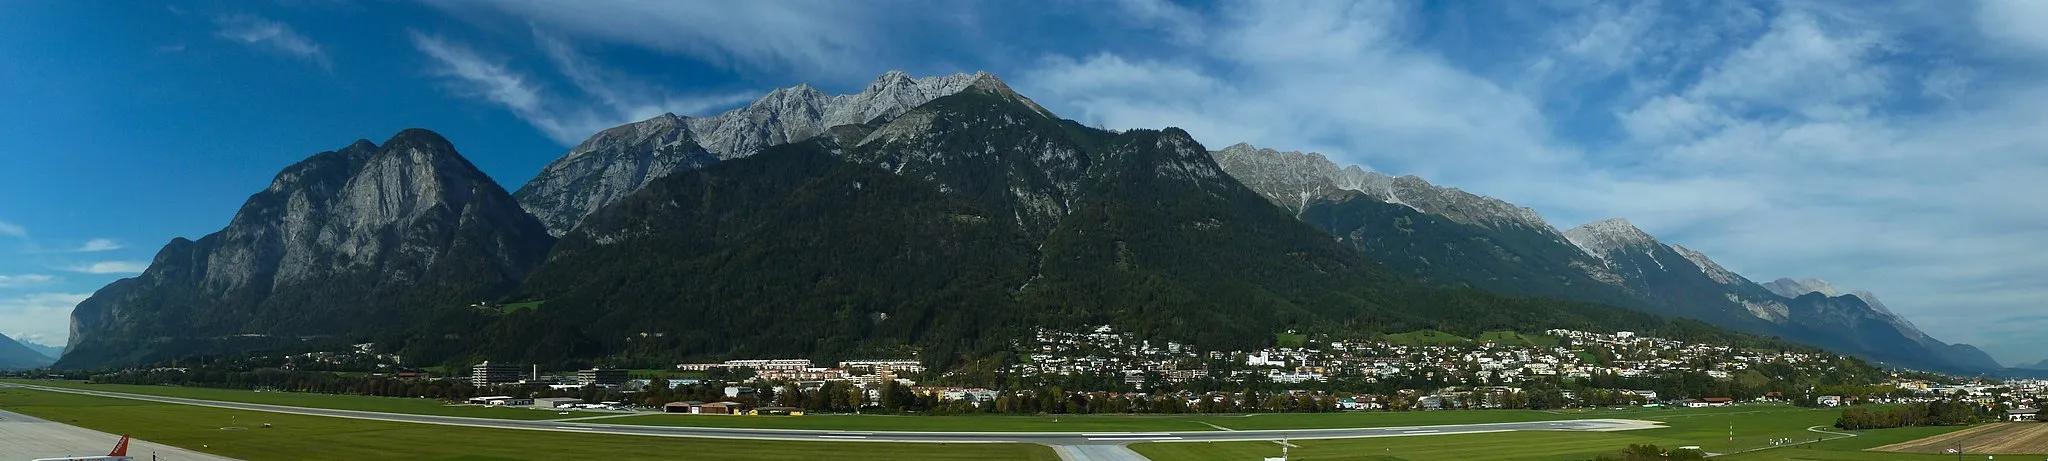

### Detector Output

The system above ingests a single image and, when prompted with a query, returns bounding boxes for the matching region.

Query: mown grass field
[603,404,1785,432]
[1134,405,1975,461]
[1,379,583,420]
[0,388,1058,461]
[603,408,1601,432]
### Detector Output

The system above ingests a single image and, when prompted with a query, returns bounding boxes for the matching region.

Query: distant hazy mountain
[1214,142,2000,373]
[60,129,555,369]
[515,71,993,236]
[1762,277,2004,371]
[0,332,55,370]
[19,341,62,360]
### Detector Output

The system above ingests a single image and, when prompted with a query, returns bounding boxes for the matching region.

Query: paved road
[3,383,1659,447]
[0,408,239,461]
[1055,444,1151,461]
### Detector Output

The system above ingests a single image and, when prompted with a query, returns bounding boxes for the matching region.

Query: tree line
[1835,401,1989,430]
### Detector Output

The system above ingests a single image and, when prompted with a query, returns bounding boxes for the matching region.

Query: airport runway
[0,408,239,461]
[3,382,1659,448]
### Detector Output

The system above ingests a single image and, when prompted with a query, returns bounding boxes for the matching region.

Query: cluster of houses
[674,358,927,386]
[1006,325,1835,389]
[1872,378,2047,422]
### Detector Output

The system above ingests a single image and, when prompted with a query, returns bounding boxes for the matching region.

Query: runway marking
[1401,430,1438,434]
[817,435,868,439]
[553,426,594,430]
[1087,436,1183,441]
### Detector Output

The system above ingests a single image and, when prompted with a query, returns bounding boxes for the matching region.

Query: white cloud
[420,0,882,76]
[1023,1,1571,183]
[0,220,23,238]
[62,261,147,274]
[1920,66,1974,101]
[410,31,754,145]
[1112,0,1207,45]
[73,238,121,252]
[0,293,89,349]
[0,274,56,288]
[214,14,330,68]
[1682,11,1891,120]
[1977,0,2048,54]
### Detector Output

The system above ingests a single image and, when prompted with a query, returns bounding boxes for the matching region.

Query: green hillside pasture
[1474,331,1560,348]
[1380,330,1472,346]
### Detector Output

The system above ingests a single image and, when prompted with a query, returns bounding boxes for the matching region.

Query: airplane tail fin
[108,434,130,457]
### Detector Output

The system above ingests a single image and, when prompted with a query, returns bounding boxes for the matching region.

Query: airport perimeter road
[3,383,1659,446]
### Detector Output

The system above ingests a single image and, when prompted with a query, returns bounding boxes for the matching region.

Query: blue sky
[2,1,2044,365]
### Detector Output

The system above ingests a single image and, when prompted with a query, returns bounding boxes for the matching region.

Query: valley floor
[0,380,1991,461]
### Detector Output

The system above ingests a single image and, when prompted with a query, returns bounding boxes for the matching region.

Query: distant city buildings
[577,368,628,387]
[470,361,523,387]
[672,357,927,386]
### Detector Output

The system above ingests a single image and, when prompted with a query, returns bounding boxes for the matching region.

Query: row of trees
[90,368,504,401]
[1579,444,1706,461]
[1835,401,1988,430]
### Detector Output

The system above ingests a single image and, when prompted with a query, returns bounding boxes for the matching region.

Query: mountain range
[0,332,55,370]
[52,71,1994,373]
[1212,143,1999,372]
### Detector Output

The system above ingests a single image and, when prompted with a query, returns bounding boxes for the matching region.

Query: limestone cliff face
[61,129,552,368]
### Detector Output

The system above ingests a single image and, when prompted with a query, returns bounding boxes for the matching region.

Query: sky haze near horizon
[1,0,2043,365]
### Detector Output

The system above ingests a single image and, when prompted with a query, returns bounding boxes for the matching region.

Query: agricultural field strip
[1871,423,2048,454]
[1,383,1664,445]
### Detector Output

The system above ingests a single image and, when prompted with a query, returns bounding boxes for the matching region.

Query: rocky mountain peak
[516,70,1023,235]
[1668,244,1750,286]
[1563,218,1658,257]
[1765,278,1921,338]
[383,128,457,153]
[864,70,916,92]
[1208,143,1354,215]
[1763,277,1844,298]
[958,72,1051,117]
[1208,142,1551,229]
[62,129,553,368]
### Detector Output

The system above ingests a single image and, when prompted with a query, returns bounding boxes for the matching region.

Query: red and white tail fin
[108,435,129,457]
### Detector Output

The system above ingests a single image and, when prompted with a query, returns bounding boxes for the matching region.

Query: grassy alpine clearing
[2,379,589,420]
[0,388,1058,461]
